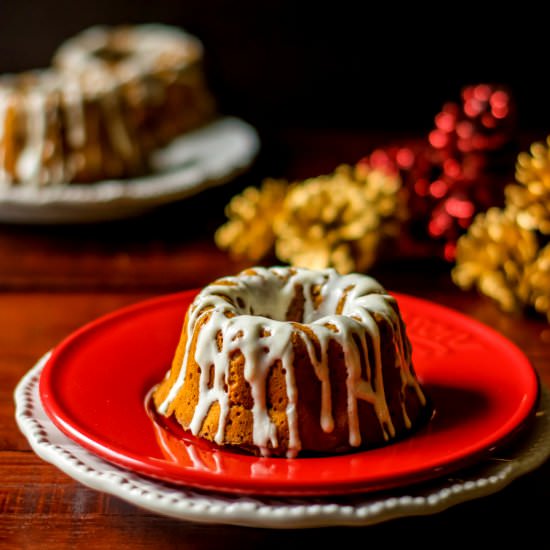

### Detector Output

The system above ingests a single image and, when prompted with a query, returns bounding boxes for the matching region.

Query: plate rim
[38,289,540,496]
[16,354,550,528]
[0,116,259,224]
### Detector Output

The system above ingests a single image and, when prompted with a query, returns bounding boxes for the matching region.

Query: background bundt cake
[0,24,215,187]
[53,24,216,151]
[153,266,430,458]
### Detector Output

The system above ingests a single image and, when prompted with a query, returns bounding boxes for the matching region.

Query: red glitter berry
[357,84,516,261]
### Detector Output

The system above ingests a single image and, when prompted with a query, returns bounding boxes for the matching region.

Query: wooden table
[1,130,549,548]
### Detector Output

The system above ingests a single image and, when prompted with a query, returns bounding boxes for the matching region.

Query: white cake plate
[15,353,550,529]
[0,116,259,224]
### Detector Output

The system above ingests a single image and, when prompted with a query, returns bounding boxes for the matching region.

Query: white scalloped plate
[15,353,550,528]
[0,116,259,224]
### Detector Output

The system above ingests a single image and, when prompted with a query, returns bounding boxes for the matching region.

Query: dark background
[1,0,549,137]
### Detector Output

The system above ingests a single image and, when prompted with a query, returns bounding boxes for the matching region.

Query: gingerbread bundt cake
[153,267,430,458]
[0,24,215,187]
[54,24,216,150]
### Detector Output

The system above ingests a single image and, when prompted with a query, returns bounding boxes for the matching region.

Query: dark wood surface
[1,130,549,549]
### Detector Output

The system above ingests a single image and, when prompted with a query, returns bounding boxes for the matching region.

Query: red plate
[39,290,539,496]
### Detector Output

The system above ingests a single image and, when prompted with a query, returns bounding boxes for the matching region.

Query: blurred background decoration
[216,84,517,269]
[453,137,550,323]
[1,0,549,323]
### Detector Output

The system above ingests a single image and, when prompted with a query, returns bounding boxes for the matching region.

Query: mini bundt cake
[0,69,146,186]
[53,24,216,150]
[153,266,430,458]
[0,24,215,187]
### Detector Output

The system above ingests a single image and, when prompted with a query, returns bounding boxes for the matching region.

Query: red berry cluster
[358,84,516,261]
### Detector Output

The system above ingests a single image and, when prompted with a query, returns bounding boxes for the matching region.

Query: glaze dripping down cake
[0,69,146,186]
[153,266,430,457]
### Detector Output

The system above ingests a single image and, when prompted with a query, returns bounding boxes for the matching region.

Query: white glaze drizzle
[62,76,86,149]
[158,267,426,457]
[16,90,47,185]
[99,86,134,161]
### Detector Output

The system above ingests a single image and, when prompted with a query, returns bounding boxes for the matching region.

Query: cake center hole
[93,46,132,64]
[239,280,336,323]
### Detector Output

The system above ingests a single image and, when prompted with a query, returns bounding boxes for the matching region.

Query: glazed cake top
[157,266,426,457]
[54,24,203,82]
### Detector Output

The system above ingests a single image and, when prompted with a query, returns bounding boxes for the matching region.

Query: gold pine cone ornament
[452,208,539,313]
[506,137,550,235]
[215,164,405,274]
[273,165,406,273]
[214,178,287,262]
[518,243,550,322]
